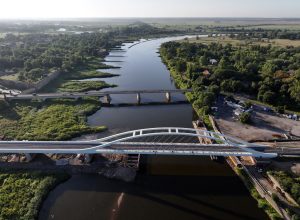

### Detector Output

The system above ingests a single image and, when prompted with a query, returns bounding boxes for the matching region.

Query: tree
[289,70,300,102]
[261,61,276,77]
[262,91,276,104]
[240,112,251,124]
[218,57,229,69]
[199,55,208,66]
[175,60,187,73]
[244,101,252,109]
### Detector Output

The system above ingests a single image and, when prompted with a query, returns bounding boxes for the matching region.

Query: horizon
[1,17,300,22]
[1,0,300,19]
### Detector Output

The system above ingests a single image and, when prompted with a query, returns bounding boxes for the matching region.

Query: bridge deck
[3,89,192,100]
[0,141,292,155]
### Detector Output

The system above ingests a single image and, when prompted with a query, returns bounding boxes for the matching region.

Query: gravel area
[214,96,300,142]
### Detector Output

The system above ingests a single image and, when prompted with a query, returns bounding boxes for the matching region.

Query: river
[39,36,268,220]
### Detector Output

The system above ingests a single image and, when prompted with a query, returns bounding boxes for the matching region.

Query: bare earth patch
[214,97,300,142]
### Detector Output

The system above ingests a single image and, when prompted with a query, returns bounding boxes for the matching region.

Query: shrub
[276,106,285,114]
[240,112,251,124]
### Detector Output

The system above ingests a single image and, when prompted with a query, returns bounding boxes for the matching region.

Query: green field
[0,98,106,141]
[180,36,300,47]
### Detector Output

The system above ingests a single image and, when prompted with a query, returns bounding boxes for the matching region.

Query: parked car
[263,107,273,112]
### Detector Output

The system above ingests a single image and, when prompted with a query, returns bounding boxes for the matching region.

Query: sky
[0,0,299,19]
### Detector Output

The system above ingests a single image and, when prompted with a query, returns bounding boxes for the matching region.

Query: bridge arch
[0,127,277,158]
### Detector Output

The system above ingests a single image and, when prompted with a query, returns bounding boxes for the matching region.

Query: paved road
[0,141,262,156]
[0,141,298,157]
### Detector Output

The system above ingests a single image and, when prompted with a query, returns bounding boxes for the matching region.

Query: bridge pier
[136,93,141,104]
[166,92,171,103]
[103,94,111,104]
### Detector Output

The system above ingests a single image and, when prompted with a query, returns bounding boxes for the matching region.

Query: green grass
[181,36,300,47]
[85,57,121,70]
[0,99,106,141]
[59,81,116,93]
[0,169,69,220]
[246,24,300,31]
[66,70,119,80]
[0,73,20,81]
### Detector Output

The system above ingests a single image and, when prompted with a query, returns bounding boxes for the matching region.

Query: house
[203,70,211,76]
[209,59,218,65]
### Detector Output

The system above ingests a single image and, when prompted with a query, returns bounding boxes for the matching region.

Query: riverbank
[0,168,69,220]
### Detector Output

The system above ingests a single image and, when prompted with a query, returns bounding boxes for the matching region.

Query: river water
[39,37,268,220]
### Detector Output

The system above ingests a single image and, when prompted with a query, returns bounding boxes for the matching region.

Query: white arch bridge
[0,127,286,158]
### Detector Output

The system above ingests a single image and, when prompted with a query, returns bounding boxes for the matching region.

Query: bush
[276,106,285,114]
[263,91,276,104]
[240,112,251,124]
[244,101,253,109]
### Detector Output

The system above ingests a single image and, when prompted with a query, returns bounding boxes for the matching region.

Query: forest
[0,32,118,83]
[160,41,300,116]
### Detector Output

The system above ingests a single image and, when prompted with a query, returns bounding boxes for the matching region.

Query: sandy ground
[214,97,300,142]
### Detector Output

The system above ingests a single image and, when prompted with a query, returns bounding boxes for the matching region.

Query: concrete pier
[104,94,112,104]
[136,93,141,104]
[166,92,171,102]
